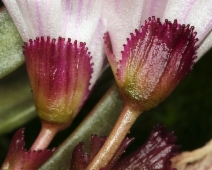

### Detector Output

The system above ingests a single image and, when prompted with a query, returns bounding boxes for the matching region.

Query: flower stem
[86,105,140,170]
[30,123,58,150]
[40,85,124,170]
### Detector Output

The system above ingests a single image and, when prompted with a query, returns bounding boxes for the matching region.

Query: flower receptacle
[24,37,93,130]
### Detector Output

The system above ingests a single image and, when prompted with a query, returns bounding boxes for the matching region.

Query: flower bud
[105,17,198,111]
[24,37,93,129]
[3,0,106,131]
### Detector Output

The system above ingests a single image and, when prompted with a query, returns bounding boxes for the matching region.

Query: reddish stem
[31,123,58,150]
[86,105,140,170]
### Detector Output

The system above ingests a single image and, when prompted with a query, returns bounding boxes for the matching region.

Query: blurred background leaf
[0,7,24,79]
[0,65,36,163]
[0,65,36,135]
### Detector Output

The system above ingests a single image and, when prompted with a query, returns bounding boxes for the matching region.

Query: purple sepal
[113,124,179,170]
[105,17,198,111]
[1,129,54,170]
[23,36,93,129]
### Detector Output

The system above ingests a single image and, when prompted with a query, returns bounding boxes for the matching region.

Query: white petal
[102,0,144,61]
[2,0,31,41]
[163,0,212,43]
[140,0,168,25]
[89,20,107,89]
[60,0,103,44]
[3,0,103,44]
[197,31,212,61]
[3,0,64,41]
[3,0,105,88]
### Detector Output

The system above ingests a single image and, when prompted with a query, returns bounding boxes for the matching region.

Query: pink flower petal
[104,32,119,78]
[162,0,212,59]
[3,0,105,88]
[140,0,168,25]
[101,0,212,61]
[102,0,144,61]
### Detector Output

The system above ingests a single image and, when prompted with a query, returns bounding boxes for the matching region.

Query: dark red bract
[1,129,54,170]
[70,125,178,170]
[114,125,178,170]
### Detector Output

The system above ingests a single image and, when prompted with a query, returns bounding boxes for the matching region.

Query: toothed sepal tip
[105,17,198,112]
[24,36,93,129]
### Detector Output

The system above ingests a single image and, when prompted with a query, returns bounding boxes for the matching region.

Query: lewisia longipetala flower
[86,0,212,169]
[2,0,106,150]
[2,0,212,169]
[102,0,212,61]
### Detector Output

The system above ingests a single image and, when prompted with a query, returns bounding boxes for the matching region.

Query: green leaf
[40,85,123,170]
[0,65,36,135]
[0,7,24,79]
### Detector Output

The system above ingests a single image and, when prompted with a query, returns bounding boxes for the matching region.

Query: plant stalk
[86,105,140,170]
[31,123,58,150]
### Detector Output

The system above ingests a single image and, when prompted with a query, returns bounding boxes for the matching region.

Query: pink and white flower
[3,0,106,131]
[101,0,212,111]
[102,0,212,62]
[86,1,212,169]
